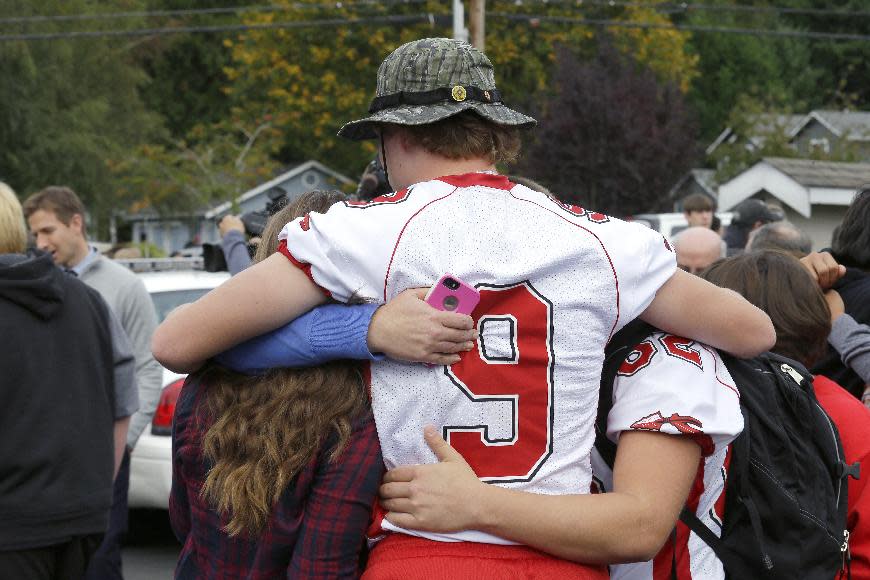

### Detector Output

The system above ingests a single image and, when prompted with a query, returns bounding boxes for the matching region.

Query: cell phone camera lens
[444,277,460,290]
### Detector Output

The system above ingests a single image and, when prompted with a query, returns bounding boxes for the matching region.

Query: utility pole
[452,0,469,42]
[469,0,485,51]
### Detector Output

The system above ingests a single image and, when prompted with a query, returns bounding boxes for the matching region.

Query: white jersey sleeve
[596,220,677,330]
[606,332,743,456]
[595,333,741,580]
[277,185,452,302]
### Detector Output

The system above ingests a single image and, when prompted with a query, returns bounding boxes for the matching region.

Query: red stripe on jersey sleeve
[675,461,708,578]
[688,433,716,457]
[277,240,333,298]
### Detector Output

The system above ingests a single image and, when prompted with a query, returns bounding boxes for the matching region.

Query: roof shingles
[764,157,870,188]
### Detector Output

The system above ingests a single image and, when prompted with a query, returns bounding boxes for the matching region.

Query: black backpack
[595,320,858,579]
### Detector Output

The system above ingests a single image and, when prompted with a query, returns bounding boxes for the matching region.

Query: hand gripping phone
[424,273,480,315]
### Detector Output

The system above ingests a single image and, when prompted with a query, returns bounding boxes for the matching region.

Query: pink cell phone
[424,273,480,315]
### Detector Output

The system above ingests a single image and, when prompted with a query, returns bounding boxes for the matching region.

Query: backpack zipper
[780,363,844,510]
[780,363,805,385]
[841,529,851,579]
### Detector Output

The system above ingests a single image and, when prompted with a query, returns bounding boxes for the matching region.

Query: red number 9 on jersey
[444,282,554,483]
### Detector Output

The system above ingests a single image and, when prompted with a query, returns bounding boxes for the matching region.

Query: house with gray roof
[125,160,354,255]
[717,157,870,249]
[706,109,870,159]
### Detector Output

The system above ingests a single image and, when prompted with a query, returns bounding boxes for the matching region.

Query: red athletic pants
[363,533,608,580]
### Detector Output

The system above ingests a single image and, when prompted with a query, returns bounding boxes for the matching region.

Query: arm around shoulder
[152,254,327,373]
[640,269,775,358]
[380,428,700,564]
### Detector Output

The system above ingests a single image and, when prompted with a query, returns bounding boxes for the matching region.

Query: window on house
[809,137,830,154]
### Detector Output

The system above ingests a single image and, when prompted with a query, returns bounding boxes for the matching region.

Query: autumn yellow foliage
[221,1,698,178]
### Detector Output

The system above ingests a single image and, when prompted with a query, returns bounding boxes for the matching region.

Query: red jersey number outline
[658,334,703,370]
[549,198,610,224]
[344,187,411,208]
[617,339,657,377]
[443,281,555,483]
[617,334,704,377]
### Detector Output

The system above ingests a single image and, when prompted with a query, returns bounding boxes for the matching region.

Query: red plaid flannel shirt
[169,371,384,579]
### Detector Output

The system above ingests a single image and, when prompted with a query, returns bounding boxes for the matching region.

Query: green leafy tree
[777,0,870,109]
[682,1,821,141]
[135,0,267,138]
[111,117,282,216]
[0,0,165,236]
[221,0,700,179]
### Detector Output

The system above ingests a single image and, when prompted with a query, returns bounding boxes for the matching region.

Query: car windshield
[150,289,211,323]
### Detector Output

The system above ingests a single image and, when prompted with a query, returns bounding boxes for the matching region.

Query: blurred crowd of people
[672,190,870,407]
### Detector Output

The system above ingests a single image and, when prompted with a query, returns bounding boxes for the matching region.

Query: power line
[0,13,447,42]
[502,0,870,19]
[490,12,870,42]
[5,0,869,25]
[0,0,432,25]
[2,8,867,43]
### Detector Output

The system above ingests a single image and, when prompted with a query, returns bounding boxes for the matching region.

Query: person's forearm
[641,269,775,358]
[474,433,698,562]
[470,486,670,563]
[152,254,327,373]
[123,283,161,445]
[382,431,698,564]
[127,357,163,447]
[215,303,381,374]
[222,230,252,275]
[829,314,870,384]
[114,416,130,479]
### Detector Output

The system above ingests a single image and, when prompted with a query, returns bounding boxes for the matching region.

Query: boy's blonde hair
[0,182,27,254]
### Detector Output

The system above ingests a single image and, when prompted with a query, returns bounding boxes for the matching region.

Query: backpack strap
[680,355,775,574]
[596,320,657,468]
[679,500,774,573]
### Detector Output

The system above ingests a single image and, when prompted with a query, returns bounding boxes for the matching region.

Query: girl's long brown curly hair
[199,190,369,537]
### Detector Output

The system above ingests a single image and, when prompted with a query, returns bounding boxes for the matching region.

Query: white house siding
[776,204,847,251]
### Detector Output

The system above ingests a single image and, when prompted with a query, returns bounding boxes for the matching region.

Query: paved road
[123,509,179,580]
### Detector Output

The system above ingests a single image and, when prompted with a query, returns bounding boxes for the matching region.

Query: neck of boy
[398,155,497,191]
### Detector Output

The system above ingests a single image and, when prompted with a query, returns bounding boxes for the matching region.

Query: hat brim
[337,101,537,141]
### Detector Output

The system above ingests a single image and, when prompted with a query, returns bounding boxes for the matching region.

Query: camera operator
[217,214,255,275]
[204,187,288,274]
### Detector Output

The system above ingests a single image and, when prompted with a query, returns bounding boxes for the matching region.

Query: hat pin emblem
[451,85,467,102]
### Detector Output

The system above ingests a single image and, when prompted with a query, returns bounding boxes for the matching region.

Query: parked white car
[127,264,231,509]
[626,212,732,240]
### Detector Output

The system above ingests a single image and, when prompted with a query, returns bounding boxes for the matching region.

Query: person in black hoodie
[813,186,870,402]
[0,182,138,580]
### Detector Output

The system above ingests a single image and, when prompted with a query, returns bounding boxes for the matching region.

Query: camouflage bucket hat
[338,37,536,141]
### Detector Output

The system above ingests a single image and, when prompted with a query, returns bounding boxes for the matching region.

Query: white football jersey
[590,332,743,579]
[280,172,677,544]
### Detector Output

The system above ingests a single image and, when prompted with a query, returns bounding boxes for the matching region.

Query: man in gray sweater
[24,186,162,580]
